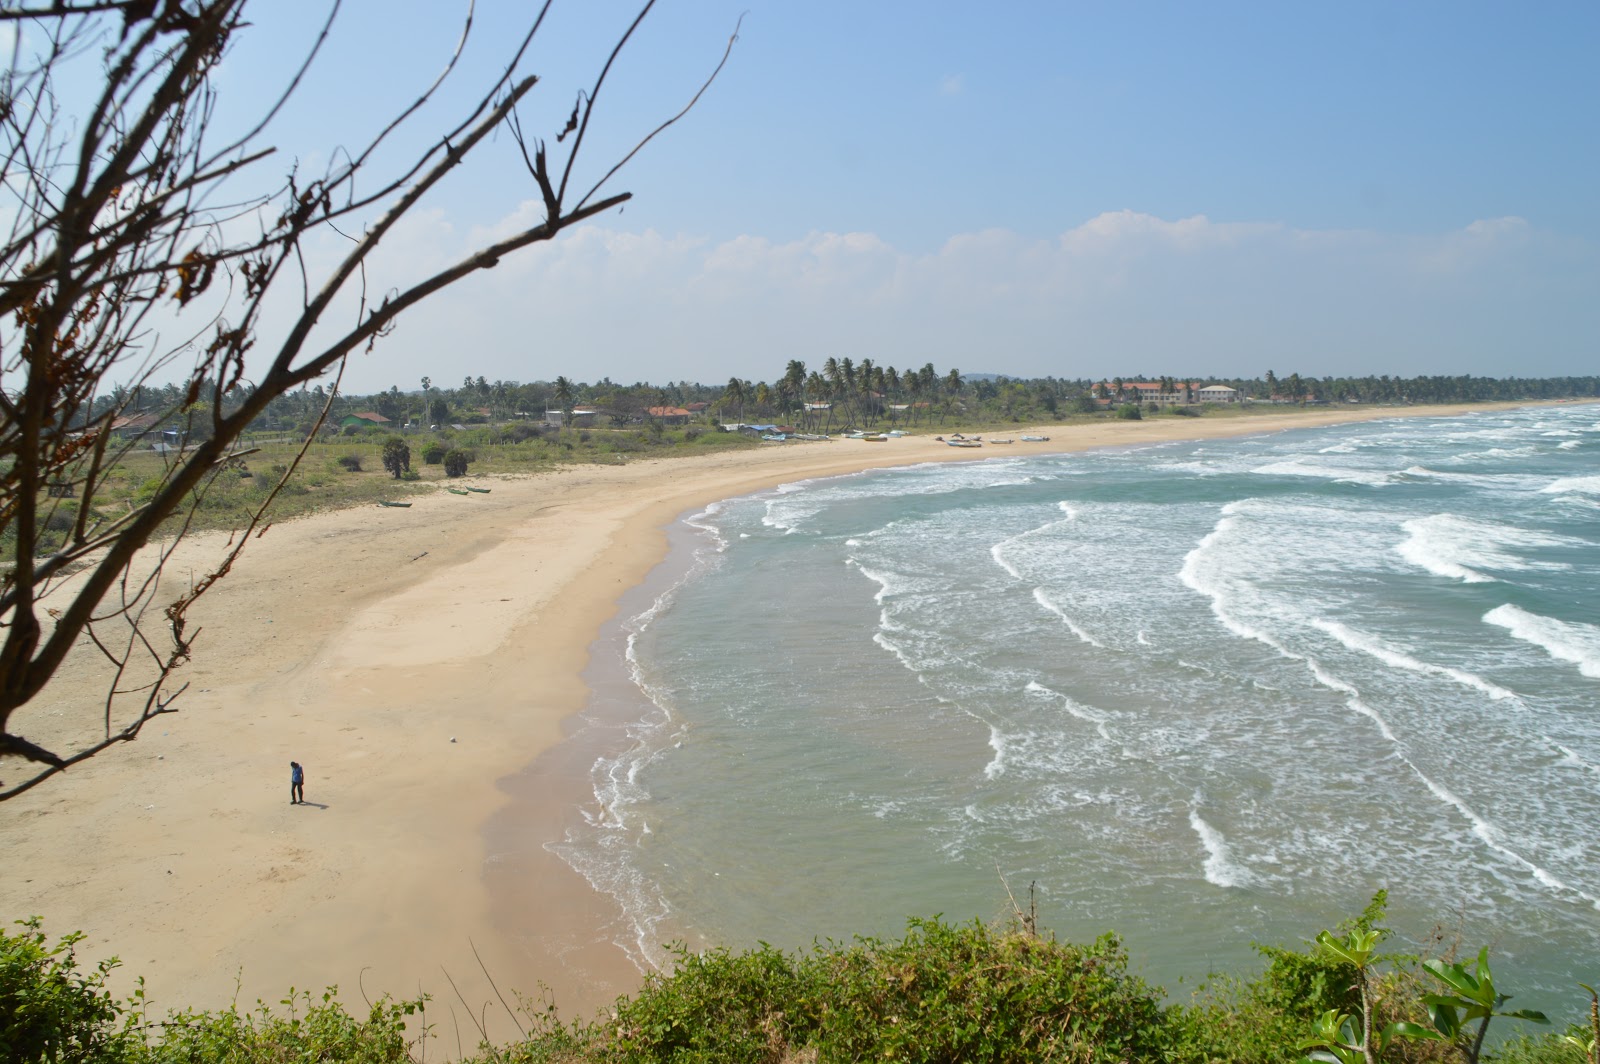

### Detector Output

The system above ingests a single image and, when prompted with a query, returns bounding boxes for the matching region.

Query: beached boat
[946,438,982,448]
[378,500,412,507]
[762,433,788,442]
[885,430,907,437]
[447,487,471,495]
[861,434,887,442]
[1020,435,1050,442]
[793,433,829,441]
[466,486,491,493]
[989,438,1015,444]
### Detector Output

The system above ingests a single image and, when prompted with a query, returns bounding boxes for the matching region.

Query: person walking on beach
[290,761,305,805]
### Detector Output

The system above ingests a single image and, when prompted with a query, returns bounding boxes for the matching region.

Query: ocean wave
[1025,680,1114,742]
[1311,619,1519,701]
[1541,475,1600,497]
[1484,604,1600,679]
[1251,459,1399,487]
[1397,514,1574,583]
[1032,587,1105,647]
[1188,801,1252,888]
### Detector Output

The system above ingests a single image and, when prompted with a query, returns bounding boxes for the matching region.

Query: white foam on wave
[854,564,897,605]
[990,503,1083,581]
[1560,441,1581,450]
[1026,680,1113,742]
[1556,745,1600,780]
[1542,475,1600,497]
[1178,512,1289,649]
[683,501,730,552]
[1312,619,1519,701]
[1251,459,1397,487]
[990,541,1024,581]
[1188,800,1252,888]
[1484,604,1600,679]
[1397,514,1574,583]
[1032,587,1105,647]
[1409,767,1600,909]
[984,722,1008,779]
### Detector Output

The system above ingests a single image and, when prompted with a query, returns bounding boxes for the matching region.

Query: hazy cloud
[312,210,1597,392]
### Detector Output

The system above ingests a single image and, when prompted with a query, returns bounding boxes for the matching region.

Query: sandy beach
[0,402,1561,1041]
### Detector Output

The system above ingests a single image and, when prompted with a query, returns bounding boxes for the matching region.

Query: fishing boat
[762,433,788,442]
[466,486,491,493]
[946,438,982,448]
[447,487,471,495]
[989,437,1015,444]
[1020,435,1050,442]
[861,433,887,442]
[378,500,412,507]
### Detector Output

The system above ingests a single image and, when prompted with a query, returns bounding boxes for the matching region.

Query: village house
[338,411,392,432]
[647,406,692,425]
[543,407,599,427]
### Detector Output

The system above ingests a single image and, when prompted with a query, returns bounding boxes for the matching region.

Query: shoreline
[0,400,1582,1036]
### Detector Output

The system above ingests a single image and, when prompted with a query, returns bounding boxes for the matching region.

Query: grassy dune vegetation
[16,399,1406,557]
[7,899,1595,1064]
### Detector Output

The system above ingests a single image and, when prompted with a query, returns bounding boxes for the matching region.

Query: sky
[151,2,1600,390]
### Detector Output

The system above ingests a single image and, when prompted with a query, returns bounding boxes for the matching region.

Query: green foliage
[380,436,410,479]
[1115,403,1143,420]
[600,943,803,1063]
[1,917,139,1063]
[421,441,447,465]
[594,918,1169,1064]
[337,454,362,472]
[443,449,470,477]
[2,906,1591,1064]
[148,989,423,1064]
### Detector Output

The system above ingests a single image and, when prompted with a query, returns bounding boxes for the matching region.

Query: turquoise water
[549,405,1600,1010]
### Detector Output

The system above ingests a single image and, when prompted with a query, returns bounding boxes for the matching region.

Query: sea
[548,403,1600,1013]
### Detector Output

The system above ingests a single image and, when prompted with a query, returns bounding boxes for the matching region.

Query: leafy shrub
[443,449,470,477]
[380,437,410,479]
[1116,403,1143,420]
[421,442,447,465]
[399,469,420,481]
[0,917,138,1063]
[337,454,362,472]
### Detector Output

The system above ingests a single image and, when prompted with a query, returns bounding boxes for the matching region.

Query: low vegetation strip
[5,898,1594,1064]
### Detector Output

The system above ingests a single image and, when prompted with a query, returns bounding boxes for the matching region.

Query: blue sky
[221,1,1597,391]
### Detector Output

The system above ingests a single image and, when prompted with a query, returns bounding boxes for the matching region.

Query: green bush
[337,454,362,472]
[421,442,447,465]
[1,917,139,1063]
[443,449,470,477]
[1116,403,1143,420]
[380,437,410,479]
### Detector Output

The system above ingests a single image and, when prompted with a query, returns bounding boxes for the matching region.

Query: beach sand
[0,402,1557,1044]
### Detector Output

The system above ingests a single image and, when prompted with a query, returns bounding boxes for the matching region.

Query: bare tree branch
[0,0,736,795]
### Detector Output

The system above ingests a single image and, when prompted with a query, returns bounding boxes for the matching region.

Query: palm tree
[721,377,746,423]
[554,375,576,427]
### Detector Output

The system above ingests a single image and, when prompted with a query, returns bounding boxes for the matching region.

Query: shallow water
[548,405,1600,1011]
